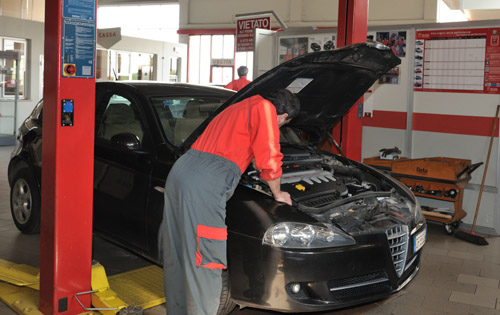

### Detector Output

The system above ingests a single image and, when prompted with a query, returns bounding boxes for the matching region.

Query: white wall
[0,15,44,132]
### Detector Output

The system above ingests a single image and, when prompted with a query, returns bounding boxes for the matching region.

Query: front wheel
[217,269,236,315]
[10,168,41,234]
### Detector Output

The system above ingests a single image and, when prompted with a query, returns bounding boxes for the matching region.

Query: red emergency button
[63,64,76,76]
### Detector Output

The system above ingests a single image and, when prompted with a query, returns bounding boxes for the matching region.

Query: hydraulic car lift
[0,259,165,315]
[39,0,96,313]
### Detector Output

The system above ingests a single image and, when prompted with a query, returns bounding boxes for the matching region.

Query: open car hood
[183,42,400,149]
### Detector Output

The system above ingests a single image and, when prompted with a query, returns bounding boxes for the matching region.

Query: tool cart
[390,157,482,234]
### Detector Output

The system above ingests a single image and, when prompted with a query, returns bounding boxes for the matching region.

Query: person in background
[224,66,251,91]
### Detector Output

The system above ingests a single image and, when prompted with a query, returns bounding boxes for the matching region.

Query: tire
[217,269,236,315]
[10,168,41,234]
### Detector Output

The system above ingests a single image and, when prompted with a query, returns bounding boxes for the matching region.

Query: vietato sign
[236,16,271,52]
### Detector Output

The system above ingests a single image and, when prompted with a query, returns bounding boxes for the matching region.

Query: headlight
[406,198,424,225]
[263,222,356,249]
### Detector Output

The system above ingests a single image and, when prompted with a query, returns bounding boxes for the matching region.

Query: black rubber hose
[331,165,366,183]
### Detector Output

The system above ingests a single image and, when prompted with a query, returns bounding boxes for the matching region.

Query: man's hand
[273,191,292,205]
[266,178,293,206]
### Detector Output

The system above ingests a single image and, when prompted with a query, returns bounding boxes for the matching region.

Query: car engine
[240,140,418,235]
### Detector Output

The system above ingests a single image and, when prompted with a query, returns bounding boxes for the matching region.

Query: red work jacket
[191,95,283,181]
[224,76,251,92]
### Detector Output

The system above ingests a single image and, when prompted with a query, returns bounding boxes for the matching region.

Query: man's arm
[266,177,292,205]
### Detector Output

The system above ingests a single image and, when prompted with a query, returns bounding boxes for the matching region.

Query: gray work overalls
[161,149,240,315]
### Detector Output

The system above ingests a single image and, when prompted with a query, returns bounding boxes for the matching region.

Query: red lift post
[334,0,369,161]
[39,0,96,314]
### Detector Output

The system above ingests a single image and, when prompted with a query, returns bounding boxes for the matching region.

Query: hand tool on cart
[455,105,500,246]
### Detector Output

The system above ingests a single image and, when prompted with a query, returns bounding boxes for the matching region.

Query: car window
[150,96,226,146]
[96,94,145,142]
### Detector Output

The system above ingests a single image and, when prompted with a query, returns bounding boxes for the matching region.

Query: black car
[8,42,426,314]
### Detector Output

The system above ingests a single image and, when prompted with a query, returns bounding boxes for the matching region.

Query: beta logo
[416,167,428,175]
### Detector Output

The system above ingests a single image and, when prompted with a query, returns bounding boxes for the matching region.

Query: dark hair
[237,66,248,77]
[263,89,300,119]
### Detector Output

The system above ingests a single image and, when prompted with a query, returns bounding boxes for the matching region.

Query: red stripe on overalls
[196,224,227,269]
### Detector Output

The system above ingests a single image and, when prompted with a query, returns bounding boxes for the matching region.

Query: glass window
[223,35,234,59]
[96,94,145,142]
[212,35,223,59]
[117,52,131,80]
[150,96,227,146]
[169,57,178,82]
[1,37,27,99]
[97,50,155,81]
[188,34,254,84]
[199,35,211,85]
[189,35,201,84]
[235,51,253,80]
[211,67,233,86]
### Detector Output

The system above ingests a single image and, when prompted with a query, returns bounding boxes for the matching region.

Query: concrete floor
[1,145,500,315]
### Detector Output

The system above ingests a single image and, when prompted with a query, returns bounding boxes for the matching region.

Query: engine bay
[240,128,418,234]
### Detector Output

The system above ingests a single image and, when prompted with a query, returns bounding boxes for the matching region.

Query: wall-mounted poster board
[414,27,500,94]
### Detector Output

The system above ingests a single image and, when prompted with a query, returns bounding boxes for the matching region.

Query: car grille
[328,272,390,300]
[386,225,409,277]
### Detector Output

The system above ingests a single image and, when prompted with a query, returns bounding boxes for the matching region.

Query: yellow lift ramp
[0,259,165,315]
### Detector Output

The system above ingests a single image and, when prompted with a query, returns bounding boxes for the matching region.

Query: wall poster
[414,28,500,94]
[279,33,335,64]
[376,31,406,57]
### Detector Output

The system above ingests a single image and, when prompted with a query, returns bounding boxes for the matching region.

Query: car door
[93,87,154,255]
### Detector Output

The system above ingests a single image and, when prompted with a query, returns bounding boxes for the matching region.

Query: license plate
[413,227,426,253]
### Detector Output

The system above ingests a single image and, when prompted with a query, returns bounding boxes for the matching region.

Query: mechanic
[161,89,300,315]
[224,66,251,91]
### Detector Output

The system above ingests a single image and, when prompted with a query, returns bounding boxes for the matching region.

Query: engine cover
[280,166,348,202]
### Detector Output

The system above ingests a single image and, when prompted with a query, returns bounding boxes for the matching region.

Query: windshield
[151,96,228,146]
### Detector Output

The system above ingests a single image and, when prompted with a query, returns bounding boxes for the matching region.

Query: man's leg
[162,151,239,315]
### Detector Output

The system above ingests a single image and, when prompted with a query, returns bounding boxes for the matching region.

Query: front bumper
[228,225,425,313]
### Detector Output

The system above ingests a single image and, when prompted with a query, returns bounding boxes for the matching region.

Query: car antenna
[112,68,118,81]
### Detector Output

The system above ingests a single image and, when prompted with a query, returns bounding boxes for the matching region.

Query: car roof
[96,81,235,98]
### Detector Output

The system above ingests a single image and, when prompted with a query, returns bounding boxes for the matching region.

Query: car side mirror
[110,133,141,150]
